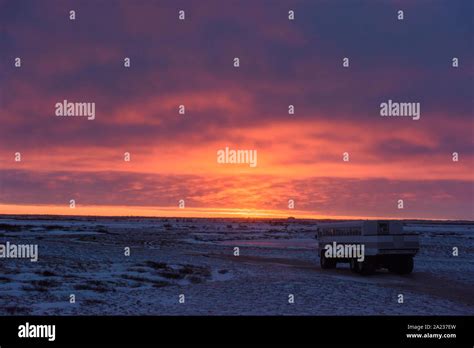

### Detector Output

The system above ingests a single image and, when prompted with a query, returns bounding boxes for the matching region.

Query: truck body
[316,220,419,275]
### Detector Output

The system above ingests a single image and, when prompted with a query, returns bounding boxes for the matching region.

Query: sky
[0,0,473,220]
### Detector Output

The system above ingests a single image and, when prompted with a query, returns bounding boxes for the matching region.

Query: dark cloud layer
[0,0,472,218]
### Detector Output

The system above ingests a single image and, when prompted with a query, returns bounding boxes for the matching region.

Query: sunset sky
[0,0,473,220]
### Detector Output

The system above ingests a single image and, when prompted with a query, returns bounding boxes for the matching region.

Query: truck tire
[358,257,375,275]
[388,256,414,275]
[350,258,359,273]
[320,253,336,269]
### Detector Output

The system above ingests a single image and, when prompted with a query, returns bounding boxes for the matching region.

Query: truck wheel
[388,256,414,274]
[320,253,336,269]
[358,258,375,275]
[350,258,359,273]
[398,256,414,274]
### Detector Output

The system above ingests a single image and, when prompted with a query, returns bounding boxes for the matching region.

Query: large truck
[316,220,419,275]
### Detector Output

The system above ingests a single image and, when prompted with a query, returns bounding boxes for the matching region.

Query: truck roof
[317,220,401,229]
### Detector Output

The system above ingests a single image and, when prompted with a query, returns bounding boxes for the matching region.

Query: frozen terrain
[0,215,472,315]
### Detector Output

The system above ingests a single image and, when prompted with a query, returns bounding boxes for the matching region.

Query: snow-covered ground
[0,216,472,315]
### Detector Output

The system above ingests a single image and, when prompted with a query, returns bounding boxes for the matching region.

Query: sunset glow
[1,1,473,220]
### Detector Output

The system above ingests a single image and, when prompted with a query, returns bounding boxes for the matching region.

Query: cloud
[0,169,472,219]
[0,0,472,219]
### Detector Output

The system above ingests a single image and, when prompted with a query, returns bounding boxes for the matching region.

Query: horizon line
[0,204,471,222]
